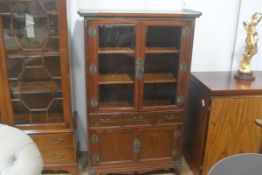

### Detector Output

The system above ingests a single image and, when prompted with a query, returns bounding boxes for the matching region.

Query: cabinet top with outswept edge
[78,9,202,18]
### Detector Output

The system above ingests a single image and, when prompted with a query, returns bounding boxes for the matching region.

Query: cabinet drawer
[155,113,183,124]
[90,115,122,127]
[123,114,153,126]
[41,148,76,163]
[31,133,74,147]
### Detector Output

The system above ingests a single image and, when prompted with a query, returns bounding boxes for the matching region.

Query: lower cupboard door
[90,128,135,166]
[137,126,182,162]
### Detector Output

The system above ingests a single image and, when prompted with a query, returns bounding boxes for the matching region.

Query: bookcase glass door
[97,24,136,109]
[1,0,64,125]
[143,25,182,107]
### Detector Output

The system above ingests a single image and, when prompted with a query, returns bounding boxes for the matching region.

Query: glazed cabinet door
[137,125,183,163]
[86,21,140,112]
[90,129,136,167]
[140,21,194,110]
[0,0,71,128]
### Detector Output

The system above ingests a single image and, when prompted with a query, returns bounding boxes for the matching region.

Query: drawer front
[123,114,154,126]
[31,133,74,148]
[41,148,76,163]
[90,115,122,127]
[155,112,183,125]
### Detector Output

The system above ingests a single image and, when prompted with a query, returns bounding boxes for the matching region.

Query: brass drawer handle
[100,118,111,122]
[52,153,65,159]
[165,115,175,120]
[49,138,65,144]
[133,116,144,121]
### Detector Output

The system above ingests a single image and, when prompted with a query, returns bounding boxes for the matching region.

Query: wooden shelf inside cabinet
[7,49,60,58]
[14,113,63,125]
[98,47,135,54]
[144,73,176,83]
[145,47,179,54]
[99,74,134,85]
[11,81,61,94]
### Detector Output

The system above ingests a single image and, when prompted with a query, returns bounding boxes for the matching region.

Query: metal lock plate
[136,59,144,80]
[133,139,141,154]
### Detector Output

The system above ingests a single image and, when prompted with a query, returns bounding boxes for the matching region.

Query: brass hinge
[89,64,97,75]
[88,27,96,37]
[172,148,179,158]
[174,129,181,139]
[136,59,144,80]
[182,26,190,37]
[90,98,98,109]
[92,154,100,162]
[176,95,184,105]
[91,134,98,144]
[133,139,141,154]
[180,63,187,73]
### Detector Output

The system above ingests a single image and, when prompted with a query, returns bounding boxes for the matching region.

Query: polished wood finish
[81,11,201,174]
[0,0,77,174]
[184,71,262,175]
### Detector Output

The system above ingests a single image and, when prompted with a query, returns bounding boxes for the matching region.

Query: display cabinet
[80,10,201,174]
[0,0,77,174]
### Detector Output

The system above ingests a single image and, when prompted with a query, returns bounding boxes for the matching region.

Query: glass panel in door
[98,25,136,108]
[2,0,64,125]
[143,26,182,107]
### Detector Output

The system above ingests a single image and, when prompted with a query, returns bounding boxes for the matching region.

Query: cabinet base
[88,160,181,175]
[43,163,78,175]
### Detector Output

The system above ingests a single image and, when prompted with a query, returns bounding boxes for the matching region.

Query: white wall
[69,0,261,151]
[184,0,241,71]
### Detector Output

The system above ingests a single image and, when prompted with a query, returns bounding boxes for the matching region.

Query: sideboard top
[78,9,202,18]
[191,71,262,96]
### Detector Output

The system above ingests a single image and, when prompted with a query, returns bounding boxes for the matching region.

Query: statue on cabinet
[235,12,262,80]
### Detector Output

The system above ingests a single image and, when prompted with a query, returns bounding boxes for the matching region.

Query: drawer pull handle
[133,116,144,121]
[52,153,65,159]
[165,115,175,120]
[100,118,111,122]
[49,138,64,144]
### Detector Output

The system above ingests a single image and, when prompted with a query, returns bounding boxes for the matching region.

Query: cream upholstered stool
[0,124,43,175]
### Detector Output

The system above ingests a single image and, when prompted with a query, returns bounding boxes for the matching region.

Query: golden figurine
[235,12,262,81]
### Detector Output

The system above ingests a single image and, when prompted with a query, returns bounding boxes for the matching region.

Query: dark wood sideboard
[185,71,262,175]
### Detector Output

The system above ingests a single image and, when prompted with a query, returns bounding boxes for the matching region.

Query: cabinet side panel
[184,78,210,175]
[203,97,262,174]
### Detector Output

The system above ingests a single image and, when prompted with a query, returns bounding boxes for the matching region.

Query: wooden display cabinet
[184,72,262,175]
[0,0,77,174]
[80,10,201,174]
